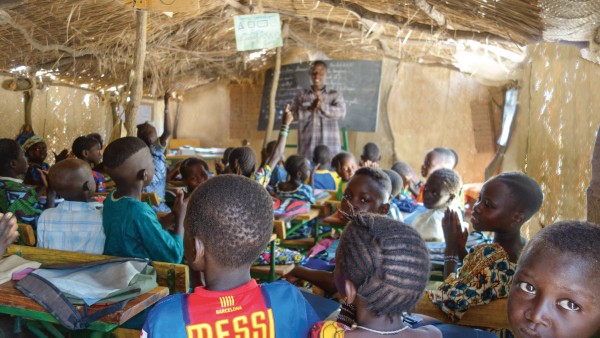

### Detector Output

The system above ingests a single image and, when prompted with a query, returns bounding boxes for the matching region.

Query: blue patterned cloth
[143,141,170,213]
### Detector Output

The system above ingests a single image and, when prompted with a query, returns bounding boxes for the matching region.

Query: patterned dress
[0,177,43,227]
[427,243,515,322]
[143,141,170,213]
[310,321,351,338]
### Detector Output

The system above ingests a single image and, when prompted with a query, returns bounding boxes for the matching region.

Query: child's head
[284,155,310,182]
[341,167,391,218]
[87,133,104,149]
[382,169,403,199]
[222,147,234,166]
[228,147,257,178]
[72,136,102,165]
[471,172,543,233]
[103,137,154,189]
[312,144,331,169]
[332,151,357,181]
[421,147,456,178]
[0,138,28,177]
[136,122,157,146]
[48,159,96,202]
[360,142,381,163]
[260,141,277,167]
[185,175,273,272]
[23,136,47,164]
[335,214,430,318]
[508,221,600,338]
[391,161,417,188]
[422,168,461,210]
[180,158,209,192]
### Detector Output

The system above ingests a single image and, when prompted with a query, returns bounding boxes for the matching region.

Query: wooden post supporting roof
[588,125,600,224]
[263,23,288,148]
[124,10,148,137]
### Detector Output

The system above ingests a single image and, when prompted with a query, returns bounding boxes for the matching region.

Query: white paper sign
[234,13,282,51]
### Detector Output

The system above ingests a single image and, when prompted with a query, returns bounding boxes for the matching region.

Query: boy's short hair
[311,60,328,70]
[382,169,403,198]
[312,145,331,167]
[431,147,457,168]
[520,220,600,279]
[284,155,307,179]
[0,138,21,171]
[493,171,543,220]
[361,142,381,162]
[354,167,392,198]
[72,136,100,159]
[229,147,257,177]
[338,213,430,317]
[391,161,416,178]
[180,158,209,179]
[427,168,462,195]
[103,137,148,169]
[186,175,273,268]
[48,159,94,200]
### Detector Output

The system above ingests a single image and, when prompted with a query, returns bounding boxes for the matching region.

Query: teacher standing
[291,61,347,159]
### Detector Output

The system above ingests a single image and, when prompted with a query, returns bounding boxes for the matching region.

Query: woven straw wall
[502,43,600,237]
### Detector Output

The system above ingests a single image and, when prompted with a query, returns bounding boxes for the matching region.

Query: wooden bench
[6,245,189,294]
[414,295,510,330]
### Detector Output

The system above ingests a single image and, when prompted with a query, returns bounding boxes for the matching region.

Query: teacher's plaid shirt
[291,86,346,159]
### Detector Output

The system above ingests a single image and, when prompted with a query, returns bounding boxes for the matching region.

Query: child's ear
[378,203,390,215]
[8,159,17,170]
[137,169,147,181]
[82,149,89,159]
[447,193,456,203]
[511,211,526,228]
[344,279,358,305]
[190,237,206,271]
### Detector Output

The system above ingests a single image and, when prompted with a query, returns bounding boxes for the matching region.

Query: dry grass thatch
[0,0,547,93]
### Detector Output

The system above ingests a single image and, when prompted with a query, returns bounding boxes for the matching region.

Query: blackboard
[258,60,382,132]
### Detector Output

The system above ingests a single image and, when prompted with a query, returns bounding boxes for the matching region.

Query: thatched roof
[0,0,590,93]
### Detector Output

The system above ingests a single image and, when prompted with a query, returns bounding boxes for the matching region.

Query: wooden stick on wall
[263,23,288,148]
[588,125,600,224]
[124,10,148,136]
[23,89,33,127]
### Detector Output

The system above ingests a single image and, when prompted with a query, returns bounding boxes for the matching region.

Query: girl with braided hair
[310,213,442,337]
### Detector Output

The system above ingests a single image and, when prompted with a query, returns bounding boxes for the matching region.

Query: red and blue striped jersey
[142,280,319,338]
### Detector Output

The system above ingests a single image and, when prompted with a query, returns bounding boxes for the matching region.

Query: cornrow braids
[284,155,308,181]
[337,213,430,318]
[427,168,462,196]
[228,147,257,178]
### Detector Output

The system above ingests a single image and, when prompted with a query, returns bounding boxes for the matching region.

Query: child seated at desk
[137,92,173,213]
[275,155,316,204]
[331,151,357,201]
[429,172,543,322]
[72,135,107,193]
[405,168,463,242]
[0,138,50,227]
[179,158,209,197]
[260,140,287,187]
[391,160,420,201]
[37,159,105,254]
[359,141,381,167]
[418,147,457,203]
[22,136,50,191]
[142,175,319,337]
[507,221,600,338]
[288,167,391,294]
[229,109,293,188]
[383,169,404,221]
[311,145,340,191]
[101,137,184,263]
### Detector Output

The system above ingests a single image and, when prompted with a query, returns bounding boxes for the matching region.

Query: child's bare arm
[159,92,172,146]
[172,190,187,238]
[264,106,294,170]
[288,266,337,294]
[0,212,18,255]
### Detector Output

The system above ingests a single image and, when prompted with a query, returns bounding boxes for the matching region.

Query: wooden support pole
[263,23,288,148]
[23,90,33,127]
[587,125,600,224]
[124,10,148,137]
